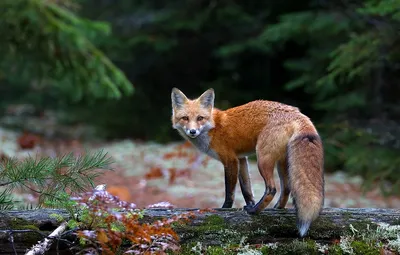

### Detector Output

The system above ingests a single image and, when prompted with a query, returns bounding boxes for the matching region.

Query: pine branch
[0,150,113,209]
[0,188,13,210]
[0,181,14,187]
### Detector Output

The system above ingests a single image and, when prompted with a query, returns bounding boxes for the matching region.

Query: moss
[327,244,344,255]
[202,215,227,230]
[5,217,43,244]
[180,240,320,255]
[21,232,44,243]
[174,214,245,245]
[391,219,400,226]
[348,220,377,233]
[247,214,298,238]
[205,246,234,255]
[260,245,270,254]
[351,241,380,255]
[20,224,40,231]
[174,243,191,254]
[172,212,387,254]
[307,217,344,239]
[67,219,78,229]
[173,214,227,232]
[179,242,270,255]
[8,217,39,231]
[49,213,65,223]
[176,238,382,255]
[272,239,318,255]
[341,211,353,221]
[178,243,233,255]
[175,211,356,247]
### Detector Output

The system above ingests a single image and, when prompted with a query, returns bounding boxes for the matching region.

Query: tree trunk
[0,208,399,254]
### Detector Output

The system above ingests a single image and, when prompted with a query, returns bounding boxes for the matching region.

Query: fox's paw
[243,205,258,215]
[221,201,233,208]
[273,203,285,209]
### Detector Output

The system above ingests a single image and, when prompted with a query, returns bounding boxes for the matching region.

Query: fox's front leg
[221,157,239,208]
[239,157,255,207]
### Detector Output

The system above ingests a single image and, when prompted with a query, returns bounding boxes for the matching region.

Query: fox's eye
[181,116,189,121]
[197,116,204,121]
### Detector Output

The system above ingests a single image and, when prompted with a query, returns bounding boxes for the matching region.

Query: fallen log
[0,208,399,254]
[0,209,71,255]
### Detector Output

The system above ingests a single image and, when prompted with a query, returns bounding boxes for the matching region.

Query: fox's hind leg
[244,152,276,214]
[244,125,287,214]
[239,157,255,207]
[274,159,291,209]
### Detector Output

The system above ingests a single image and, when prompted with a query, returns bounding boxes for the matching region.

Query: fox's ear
[198,88,214,108]
[171,87,188,109]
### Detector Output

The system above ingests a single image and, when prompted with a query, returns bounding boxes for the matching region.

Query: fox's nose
[189,129,197,135]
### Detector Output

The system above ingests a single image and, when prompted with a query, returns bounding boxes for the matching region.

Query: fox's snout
[183,125,201,138]
[188,128,199,136]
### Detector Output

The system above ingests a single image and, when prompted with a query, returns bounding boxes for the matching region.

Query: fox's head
[171,88,215,138]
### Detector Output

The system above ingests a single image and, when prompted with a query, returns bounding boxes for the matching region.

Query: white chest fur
[179,130,219,160]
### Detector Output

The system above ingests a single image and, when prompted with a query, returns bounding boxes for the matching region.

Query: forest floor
[1,127,400,210]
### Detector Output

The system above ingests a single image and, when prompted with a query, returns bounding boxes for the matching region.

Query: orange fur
[171,88,324,237]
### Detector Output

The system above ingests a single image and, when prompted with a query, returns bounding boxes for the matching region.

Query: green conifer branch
[0,0,134,100]
[0,150,113,209]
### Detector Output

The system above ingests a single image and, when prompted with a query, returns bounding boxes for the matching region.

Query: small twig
[56,236,60,255]
[25,222,68,255]
[0,177,55,187]
[7,230,17,255]
[60,227,79,238]
[59,237,74,244]
[0,229,48,238]
[20,183,59,200]
[0,181,16,187]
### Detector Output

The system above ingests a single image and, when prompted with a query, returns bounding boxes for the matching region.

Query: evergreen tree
[0,0,134,101]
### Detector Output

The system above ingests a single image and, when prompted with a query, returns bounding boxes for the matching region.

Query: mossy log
[0,209,71,254]
[0,208,399,254]
[143,207,400,246]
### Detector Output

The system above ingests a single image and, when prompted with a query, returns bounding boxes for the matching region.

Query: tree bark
[0,208,399,254]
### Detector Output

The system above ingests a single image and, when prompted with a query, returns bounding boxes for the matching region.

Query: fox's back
[208,100,307,157]
[224,100,300,121]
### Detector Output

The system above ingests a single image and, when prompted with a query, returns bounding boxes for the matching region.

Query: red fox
[171,88,324,237]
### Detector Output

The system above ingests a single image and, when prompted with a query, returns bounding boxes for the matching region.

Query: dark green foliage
[260,0,400,115]
[0,0,133,101]
[327,125,400,195]
[256,0,400,195]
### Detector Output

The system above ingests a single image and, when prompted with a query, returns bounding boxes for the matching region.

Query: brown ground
[1,128,400,210]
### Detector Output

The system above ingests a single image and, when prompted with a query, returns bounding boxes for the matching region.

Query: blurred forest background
[1,0,400,200]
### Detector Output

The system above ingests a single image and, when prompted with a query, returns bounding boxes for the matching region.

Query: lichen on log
[0,208,399,254]
[139,207,400,245]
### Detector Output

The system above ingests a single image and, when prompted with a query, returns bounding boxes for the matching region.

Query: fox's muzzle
[185,127,200,138]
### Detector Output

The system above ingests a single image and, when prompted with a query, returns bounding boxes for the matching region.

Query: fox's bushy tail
[287,132,324,237]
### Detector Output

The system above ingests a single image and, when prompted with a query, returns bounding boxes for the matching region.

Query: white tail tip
[298,220,312,237]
